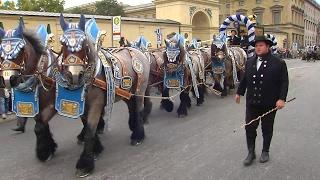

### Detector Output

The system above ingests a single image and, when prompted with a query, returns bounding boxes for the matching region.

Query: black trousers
[245,105,277,152]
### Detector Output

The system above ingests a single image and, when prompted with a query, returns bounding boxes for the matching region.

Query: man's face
[255,41,270,56]
[231,31,236,36]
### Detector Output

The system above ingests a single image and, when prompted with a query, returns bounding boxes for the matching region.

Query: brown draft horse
[160,33,206,117]
[57,14,151,177]
[211,39,246,96]
[0,18,63,172]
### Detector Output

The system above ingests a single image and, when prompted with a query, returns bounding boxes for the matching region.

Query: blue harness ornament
[12,86,39,117]
[164,64,184,88]
[55,83,86,119]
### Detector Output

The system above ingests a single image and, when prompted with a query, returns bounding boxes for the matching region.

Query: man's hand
[276,100,286,109]
[235,94,241,104]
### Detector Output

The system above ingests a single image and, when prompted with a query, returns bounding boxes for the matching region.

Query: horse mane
[167,32,177,39]
[23,30,46,55]
[84,39,97,65]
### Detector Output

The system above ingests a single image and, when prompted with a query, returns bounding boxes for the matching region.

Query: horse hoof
[75,169,91,178]
[178,114,186,118]
[96,129,104,134]
[77,140,84,145]
[131,139,143,146]
[45,153,54,162]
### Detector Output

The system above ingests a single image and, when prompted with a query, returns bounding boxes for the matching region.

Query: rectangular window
[273,11,281,24]
[256,13,263,25]
[239,0,245,6]
[256,0,262,4]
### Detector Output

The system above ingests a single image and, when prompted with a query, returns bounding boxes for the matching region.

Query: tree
[66,7,95,15]
[37,0,64,12]
[95,0,125,16]
[16,0,37,11]
[1,1,16,10]
[16,0,64,12]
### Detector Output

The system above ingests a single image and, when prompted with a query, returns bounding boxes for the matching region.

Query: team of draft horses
[0,14,247,177]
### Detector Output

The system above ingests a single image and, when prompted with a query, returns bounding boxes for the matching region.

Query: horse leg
[142,87,153,124]
[160,87,174,112]
[96,116,105,134]
[34,103,57,162]
[221,76,228,97]
[76,89,104,178]
[78,108,105,144]
[177,88,190,118]
[127,96,145,146]
[77,117,87,144]
[197,84,205,106]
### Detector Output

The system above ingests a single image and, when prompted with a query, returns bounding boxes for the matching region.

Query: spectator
[228,30,241,46]
[0,84,7,119]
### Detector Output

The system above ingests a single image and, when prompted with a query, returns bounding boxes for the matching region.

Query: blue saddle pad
[55,84,85,119]
[85,18,100,43]
[164,65,184,89]
[12,87,39,117]
[37,25,48,47]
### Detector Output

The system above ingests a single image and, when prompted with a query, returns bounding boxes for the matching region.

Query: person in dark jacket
[228,30,241,46]
[240,30,249,51]
[235,35,289,166]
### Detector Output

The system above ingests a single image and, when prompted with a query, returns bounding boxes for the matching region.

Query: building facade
[0,10,180,50]
[220,0,307,49]
[304,0,320,46]
[125,0,221,42]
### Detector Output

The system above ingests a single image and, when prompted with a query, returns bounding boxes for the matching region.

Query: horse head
[59,14,94,86]
[0,19,44,88]
[164,33,185,66]
[211,38,227,61]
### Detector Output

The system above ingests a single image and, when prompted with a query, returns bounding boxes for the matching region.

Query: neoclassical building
[304,0,320,46]
[220,0,307,48]
[125,0,220,41]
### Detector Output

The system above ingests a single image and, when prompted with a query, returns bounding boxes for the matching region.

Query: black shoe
[243,152,256,166]
[12,126,25,133]
[259,151,269,163]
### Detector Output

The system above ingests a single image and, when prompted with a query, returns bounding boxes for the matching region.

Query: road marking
[289,66,313,70]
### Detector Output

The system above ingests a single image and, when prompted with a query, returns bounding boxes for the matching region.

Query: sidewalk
[0,114,16,124]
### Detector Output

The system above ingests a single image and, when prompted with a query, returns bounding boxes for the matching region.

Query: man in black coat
[228,30,241,46]
[235,35,289,166]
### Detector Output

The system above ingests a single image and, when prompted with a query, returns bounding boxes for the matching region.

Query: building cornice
[0,10,180,25]
[154,0,219,6]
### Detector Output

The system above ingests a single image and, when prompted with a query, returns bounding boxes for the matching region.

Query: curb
[0,114,16,124]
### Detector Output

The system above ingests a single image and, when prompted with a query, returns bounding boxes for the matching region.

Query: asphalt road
[0,59,319,180]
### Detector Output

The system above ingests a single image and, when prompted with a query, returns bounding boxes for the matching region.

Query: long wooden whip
[233,97,296,133]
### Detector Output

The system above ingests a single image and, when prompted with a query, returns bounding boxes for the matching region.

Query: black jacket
[237,52,289,108]
[228,36,241,46]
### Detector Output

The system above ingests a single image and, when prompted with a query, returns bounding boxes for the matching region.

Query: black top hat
[253,35,273,46]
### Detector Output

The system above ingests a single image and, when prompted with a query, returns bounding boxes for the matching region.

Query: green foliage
[1,0,65,12]
[66,7,95,15]
[1,1,16,10]
[95,0,125,16]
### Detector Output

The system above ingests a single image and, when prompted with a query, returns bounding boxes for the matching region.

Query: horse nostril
[9,75,21,87]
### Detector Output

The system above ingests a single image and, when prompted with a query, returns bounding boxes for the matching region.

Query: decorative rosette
[60,29,86,52]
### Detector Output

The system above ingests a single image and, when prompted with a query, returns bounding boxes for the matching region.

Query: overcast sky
[65,0,152,8]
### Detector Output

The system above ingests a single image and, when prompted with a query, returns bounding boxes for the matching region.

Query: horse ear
[60,13,68,31]
[164,39,170,47]
[16,18,25,35]
[78,14,86,31]
[126,40,132,47]
[0,28,5,39]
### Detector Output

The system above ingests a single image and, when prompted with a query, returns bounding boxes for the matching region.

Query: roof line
[0,10,180,24]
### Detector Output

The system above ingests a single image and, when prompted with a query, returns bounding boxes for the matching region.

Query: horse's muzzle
[0,70,20,88]
[64,65,85,85]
